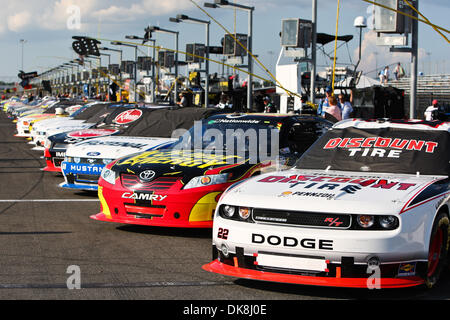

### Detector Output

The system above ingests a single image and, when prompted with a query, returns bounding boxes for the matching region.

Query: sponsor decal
[398,262,416,277]
[56,152,66,158]
[121,192,167,201]
[211,118,261,124]
[87,152,101,157]
[323,137,439,158]
[401,178,450,213]
[278,190,336,199]
[113,109,143,125]
[117,150,241,169]
[66,164,104,174]
[67,129,119,139]
[139,170,156,182]
[251,233,333,250]
[76,140,148,149]
[259,174,417,193]
[324,217,344,227]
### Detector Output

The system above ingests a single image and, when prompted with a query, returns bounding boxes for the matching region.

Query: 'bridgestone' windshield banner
[296,127,450,176]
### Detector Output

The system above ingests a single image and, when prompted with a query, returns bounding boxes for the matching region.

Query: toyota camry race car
[59,107,221,191]
[92,113,332,228]
[203,119,450,289]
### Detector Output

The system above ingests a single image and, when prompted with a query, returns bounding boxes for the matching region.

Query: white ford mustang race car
[203,119,450,289]
[60,136,176,191]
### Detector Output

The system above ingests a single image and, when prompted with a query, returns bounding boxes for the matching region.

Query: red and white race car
[203,119,450,289]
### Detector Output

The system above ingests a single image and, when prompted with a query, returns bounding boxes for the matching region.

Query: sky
[0,0,448,83]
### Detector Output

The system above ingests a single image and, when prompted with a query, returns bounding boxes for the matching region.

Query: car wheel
[425,212,449,288]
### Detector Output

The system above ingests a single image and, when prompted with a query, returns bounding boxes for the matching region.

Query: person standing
[177,92,188,108]
[263,96,277,113]
[379,69,385,84]
[383,66,390,84]
[424,99,439,121]
[318,86,333,117]
[324,95,342,121]
[394,63,405,80]
[338,94,353,120]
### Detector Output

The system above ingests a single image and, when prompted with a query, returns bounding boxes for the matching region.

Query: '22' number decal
[217,228,229,240]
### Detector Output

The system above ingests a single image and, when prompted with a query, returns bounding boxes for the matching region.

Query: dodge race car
[91,113,332,228]
[59,107,228,191]
[203,119,450,289]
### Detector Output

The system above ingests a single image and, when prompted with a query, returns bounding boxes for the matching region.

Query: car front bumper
[91,180,231,228]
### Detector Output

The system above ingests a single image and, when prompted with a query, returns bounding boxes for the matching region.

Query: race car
[91,113,332,228]
[15,100,80,138]
[30,102,110,150]
[6,98,54,119]
[203,119,450,289]
[42,104,142,172]
[59,107,226,191]
[60,137,176,191]
[43,105,220,173]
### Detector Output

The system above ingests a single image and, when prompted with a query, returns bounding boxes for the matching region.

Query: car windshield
[295,126,450,176]
[172,118,282,155]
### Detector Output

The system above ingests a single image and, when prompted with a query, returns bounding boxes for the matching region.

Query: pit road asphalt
[0,111,448,301]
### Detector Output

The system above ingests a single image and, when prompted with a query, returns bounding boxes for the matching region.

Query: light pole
[111,41,138,102]
[69,61,82,96]
[100,53,111,68]
[311,0,317,104]
[19,39,27,71]
[99,46,123,82]
[63,63,77,96]
[353,16,367,80]
[61,64,75,95]
[76,58,93,96]
[125,35,157,103]
[204,0,254,111]
[58,65,69,94]
[170,14,210,108]
[147,26,179,103]
[86,55,103,97]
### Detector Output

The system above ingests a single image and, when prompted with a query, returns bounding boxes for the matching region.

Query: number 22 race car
[203,119,450,289]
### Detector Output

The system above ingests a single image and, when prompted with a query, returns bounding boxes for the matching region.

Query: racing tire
[425,212,449,288]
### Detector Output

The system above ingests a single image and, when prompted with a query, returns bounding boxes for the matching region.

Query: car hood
[66,136,176,159]
[221,169,448,215]
[33,118,82,130]
[44,123,95,136]
[48,128,122,145]
[19,114,54,122]
[111,149,258,184]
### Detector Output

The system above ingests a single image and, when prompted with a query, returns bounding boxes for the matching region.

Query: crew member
[263,96,277,113]
[424,99,439,121]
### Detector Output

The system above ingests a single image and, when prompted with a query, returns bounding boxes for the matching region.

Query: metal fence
[388,74,450,118]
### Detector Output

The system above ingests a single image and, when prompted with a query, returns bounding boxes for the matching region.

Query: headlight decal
[189,192,222,222]
[98,186,112,219]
